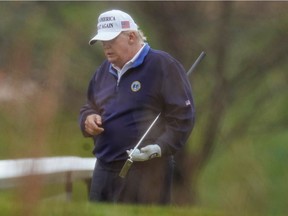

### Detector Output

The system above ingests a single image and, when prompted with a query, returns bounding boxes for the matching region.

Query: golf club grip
[119,159,133,178]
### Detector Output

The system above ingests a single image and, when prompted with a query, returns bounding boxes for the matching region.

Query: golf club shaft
[128,113,161,157]
[187,51,206,76]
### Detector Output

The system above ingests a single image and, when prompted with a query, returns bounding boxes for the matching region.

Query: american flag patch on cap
[121,21,130,29]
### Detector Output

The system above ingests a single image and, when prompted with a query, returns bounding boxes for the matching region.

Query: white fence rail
[0,156,96,200]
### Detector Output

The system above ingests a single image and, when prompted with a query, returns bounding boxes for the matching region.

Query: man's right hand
[85,114,104,136]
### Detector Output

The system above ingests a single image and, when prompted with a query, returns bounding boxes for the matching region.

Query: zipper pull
[116,78,120,92]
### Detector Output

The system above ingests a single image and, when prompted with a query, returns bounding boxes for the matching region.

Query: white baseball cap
[89,10,138,45]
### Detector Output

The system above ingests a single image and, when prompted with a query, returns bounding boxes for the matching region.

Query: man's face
[101,32,131,68]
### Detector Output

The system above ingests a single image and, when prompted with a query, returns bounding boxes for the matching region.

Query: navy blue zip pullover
[79,44,195,163]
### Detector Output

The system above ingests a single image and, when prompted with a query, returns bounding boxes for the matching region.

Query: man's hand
[127,144,161,162]
[85,114,104,136]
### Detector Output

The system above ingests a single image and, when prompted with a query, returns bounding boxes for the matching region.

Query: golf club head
[119,158,133,178]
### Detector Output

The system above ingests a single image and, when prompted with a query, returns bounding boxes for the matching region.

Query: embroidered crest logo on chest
[131,81,141,92]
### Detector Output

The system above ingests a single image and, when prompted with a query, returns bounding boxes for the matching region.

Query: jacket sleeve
[79,73,99,137]
[156,60,195,156]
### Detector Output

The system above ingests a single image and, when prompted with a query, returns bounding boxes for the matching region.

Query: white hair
[137,29,147,42]
[122,29,147,43]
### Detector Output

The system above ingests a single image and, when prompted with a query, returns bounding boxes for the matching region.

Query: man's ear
[128,31,137,44]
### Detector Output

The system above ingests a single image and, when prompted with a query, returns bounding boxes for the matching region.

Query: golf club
[119,51,206,178]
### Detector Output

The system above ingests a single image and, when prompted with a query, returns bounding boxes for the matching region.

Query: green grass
[43,202,225,216]
[1,199,225,216]
[0,184,225,216]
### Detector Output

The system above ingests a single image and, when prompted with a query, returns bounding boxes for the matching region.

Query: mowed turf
[1,195,225,216]
[44,202,226,216]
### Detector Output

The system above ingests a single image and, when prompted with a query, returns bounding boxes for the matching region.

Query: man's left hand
[126,144,161,162]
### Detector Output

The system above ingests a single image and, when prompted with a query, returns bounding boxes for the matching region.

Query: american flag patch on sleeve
[121,21,130,29]
[185,100,191,106]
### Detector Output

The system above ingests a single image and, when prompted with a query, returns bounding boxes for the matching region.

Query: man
[79,9,195,204]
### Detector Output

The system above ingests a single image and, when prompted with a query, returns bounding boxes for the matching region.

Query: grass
[0,181,225,216]
[0,183,225,216]
[1,199,226,216]
[42,202,225,216]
